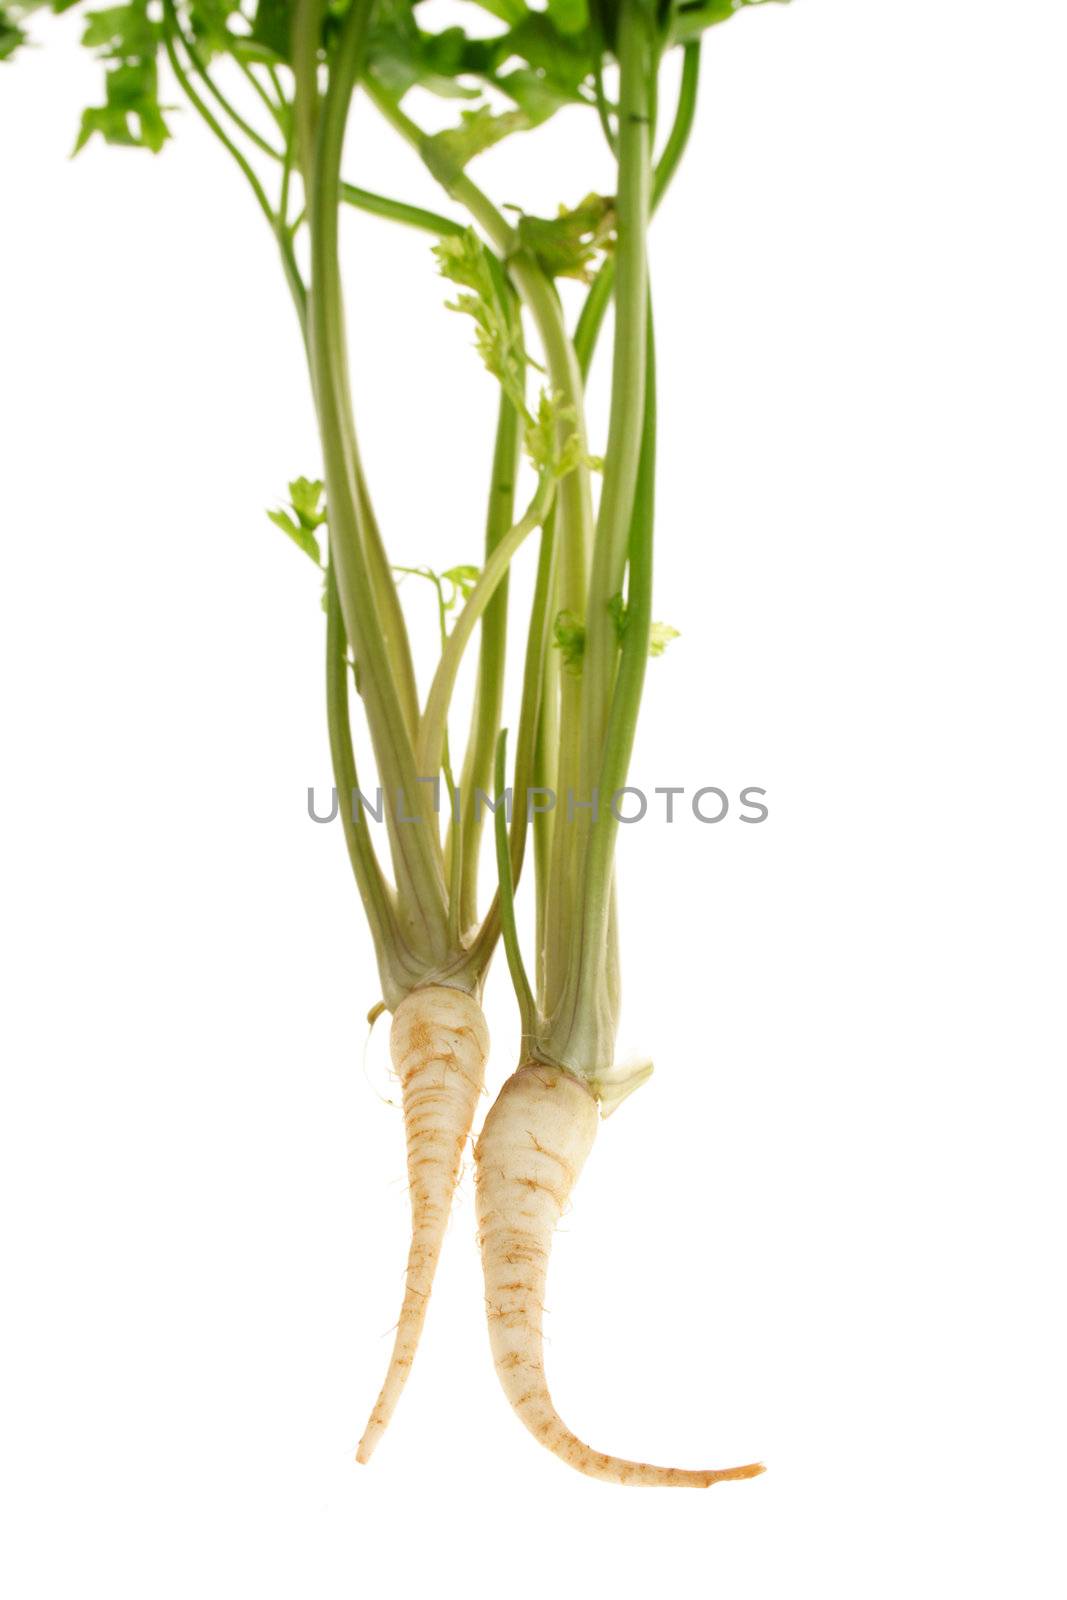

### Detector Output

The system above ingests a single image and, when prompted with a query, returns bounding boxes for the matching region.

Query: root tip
[708,1460,766,1485]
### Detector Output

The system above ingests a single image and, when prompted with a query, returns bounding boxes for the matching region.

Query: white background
[2,1,1066,1595]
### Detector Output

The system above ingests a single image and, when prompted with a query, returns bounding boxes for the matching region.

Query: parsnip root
[475,1062,765,1488]
[357,985,489,1463]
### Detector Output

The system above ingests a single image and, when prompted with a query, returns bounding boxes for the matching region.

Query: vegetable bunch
[3,0,788,1484]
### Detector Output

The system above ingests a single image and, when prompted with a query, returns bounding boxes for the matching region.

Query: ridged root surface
[475,1062,765,1488]
[357,985,489,1463]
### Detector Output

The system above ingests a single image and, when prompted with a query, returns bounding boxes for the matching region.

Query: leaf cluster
[434,227,603,479]
[376,0,598,117]
[554,593,679,674]
[434,226,527,418]
[370,1,787,173]
[514,192,616,284]
[524,388,598,480]
[267,476,327,566]
[4,0,785,165]
[52,0,172,152]
[368,1,600,177]
[0,3,29,59]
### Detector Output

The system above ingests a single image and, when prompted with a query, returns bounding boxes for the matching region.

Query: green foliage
[524,389,561,474]
[378,0,768,176]
[461,0,528,24]
[435,232,605,480]
[462,0,591,28]
[609,590,680,654]
[421,104,531,186]
[606,591,627,641]
[553,609,587,675]
[544,0,590,34]
[184,0,248,62]
[245,0,290,62]
[267,476,326,567]
[515,193,615,283]
[434,227,527,419]
[288,475,326,527]
[67,0,168,153]
[669,0,791,45]
[3,0,789,1066]
[81,3,155,56]
[74,57,169,152]
[489,10,595,123]
[0,5,28,60]
[4,0,784,123]
[501,8,592,86]
[433,231,603,483]
[649,620,680,655]
[366,0,598,154]
[369,1,488,99]
[524,389,594,480]
[393,562,482,647]
[442,564,481,602]
[555,594,679,674]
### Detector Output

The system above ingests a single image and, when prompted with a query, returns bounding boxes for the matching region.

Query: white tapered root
[357,985,489,1464]
[475,1062,765,1488]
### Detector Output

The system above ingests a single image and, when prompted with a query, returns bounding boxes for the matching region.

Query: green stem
[574,40,701,380]
[652,40,702,201]
[217,67,467,237]
[542,3,655,1025]
[237,55,287,135]
[175,20,283,161]
[452,387,521,933]
[493,732,537,1044]
[213,61,465,238]
[296,0,448,962]
[279,108,295,229]
[290,0,318,194]
[417,473,556,783]
[443,738,463,949]
[546,308,658,1072]
[276,108,307,326]
[511,506,559,898]
[326,561,417,1003]
[356,98,600,1023]
[593,52,618,155]
[162,5,309,323]
[363,80,593,570]
[164,5,454,986]
[294,9,421,748]
[161,4,275,230]
[339,182,464,238]
[581,0,653,774]
[456,500,558,988]
[532,540,561,971]
[354,455,422,745]
[544,1,657,1072]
